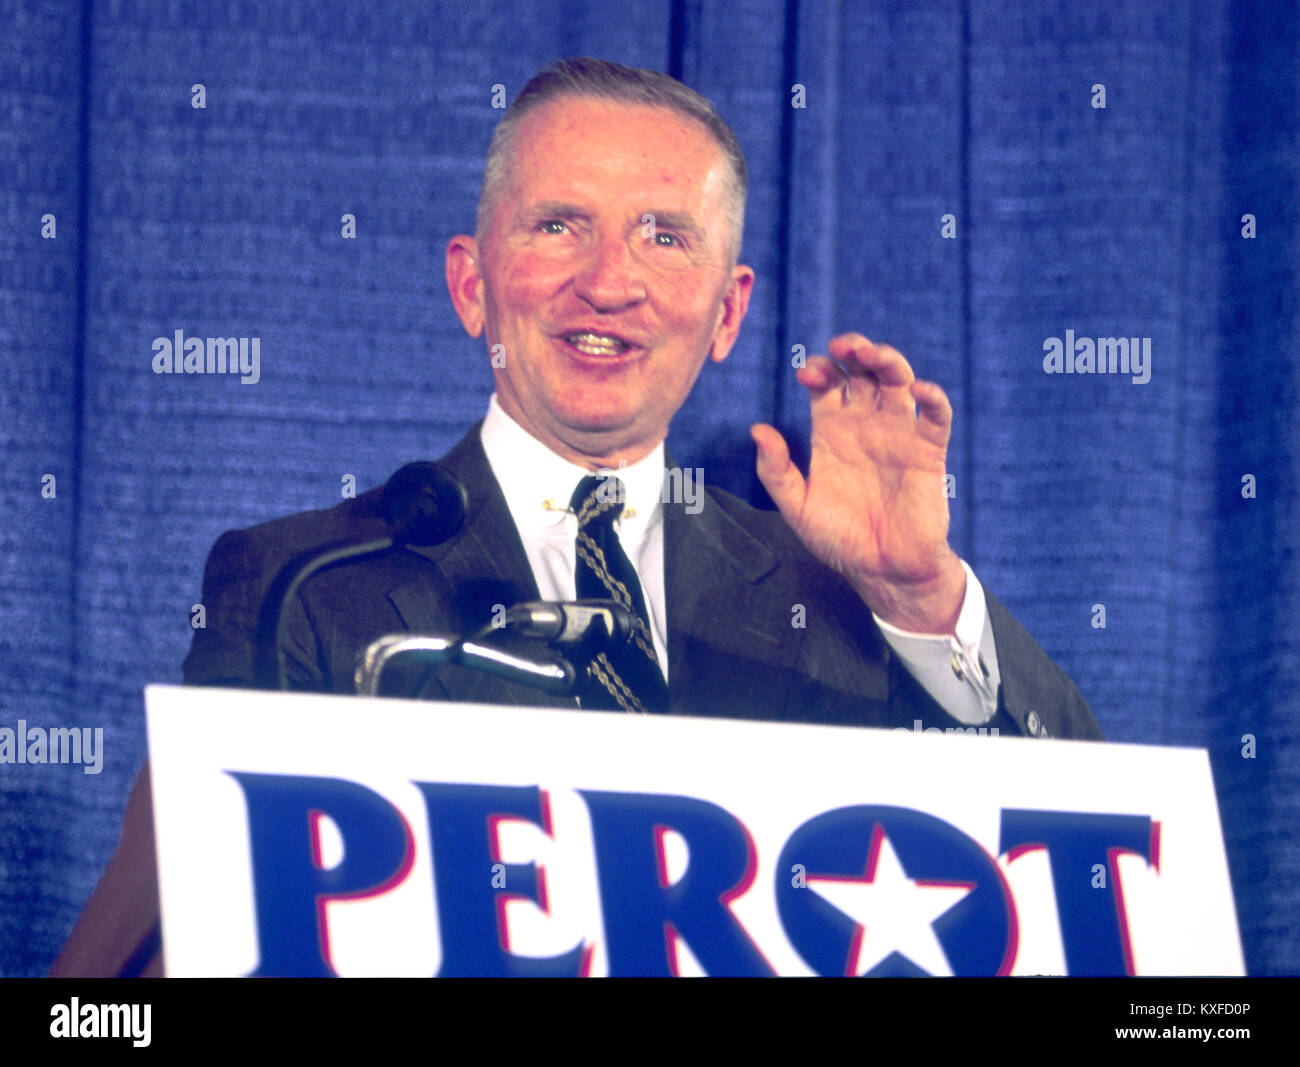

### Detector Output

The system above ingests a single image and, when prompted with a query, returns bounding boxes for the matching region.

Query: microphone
[255,461,468,689]
[381,461,469,547]
[500,599,636,650]
[354,630,580,697]
[355,600,635,699]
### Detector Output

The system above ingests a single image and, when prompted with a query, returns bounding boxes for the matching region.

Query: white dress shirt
[478,395,999,724]
[481,396,670,678]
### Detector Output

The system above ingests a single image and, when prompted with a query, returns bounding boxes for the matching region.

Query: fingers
[751,424,807,520]
[796,356,849,393]
[911,379,953,445]
[829,333,915,389]
[796,335,955,447]
[797,335,917,415]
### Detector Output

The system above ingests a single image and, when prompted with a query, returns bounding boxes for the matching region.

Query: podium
[129,684,1243,977]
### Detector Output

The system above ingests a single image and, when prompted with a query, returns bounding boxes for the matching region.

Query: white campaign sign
[145,684,1243,977]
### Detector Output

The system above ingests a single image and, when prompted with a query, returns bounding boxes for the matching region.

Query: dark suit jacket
[53,423,1100,977]
[182,424,1102,740]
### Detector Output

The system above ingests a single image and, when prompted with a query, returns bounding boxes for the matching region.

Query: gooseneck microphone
[500,600,636,649]
[380,461,469,548]
[254,461,468,689]
[355,599,637,697]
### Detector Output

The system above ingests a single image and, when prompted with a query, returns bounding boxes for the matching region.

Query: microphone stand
[256,536,396,691]
[354,629,579,698]
[254,460,468,691]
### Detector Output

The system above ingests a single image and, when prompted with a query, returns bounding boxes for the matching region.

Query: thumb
[751,424,806,520]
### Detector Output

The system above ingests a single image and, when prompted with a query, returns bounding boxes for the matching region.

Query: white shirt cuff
[871,560,1000,725]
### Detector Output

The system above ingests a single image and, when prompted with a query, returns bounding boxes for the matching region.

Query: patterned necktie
[570,474,669,713]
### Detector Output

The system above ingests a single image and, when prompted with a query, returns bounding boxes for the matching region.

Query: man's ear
[446,235,485,338]
[708,264,755,363]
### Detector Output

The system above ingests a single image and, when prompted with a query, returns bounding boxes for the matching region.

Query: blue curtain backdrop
[2,0,1296,976]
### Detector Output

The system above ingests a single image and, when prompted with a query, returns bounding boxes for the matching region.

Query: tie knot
[571,474,626,528]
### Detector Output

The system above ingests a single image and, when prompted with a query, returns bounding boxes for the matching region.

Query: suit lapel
[663,473,805,718]
[385,424,538,626]
[381,425,570,707]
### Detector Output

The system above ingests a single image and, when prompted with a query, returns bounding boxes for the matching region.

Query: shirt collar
[480,394,665,539]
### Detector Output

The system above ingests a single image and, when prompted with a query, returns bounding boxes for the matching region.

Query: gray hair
[476,57,748,263]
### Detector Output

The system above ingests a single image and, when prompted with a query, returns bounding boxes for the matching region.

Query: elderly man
[54,57,1097,979]
[174,57,1101,733]
[182,57,1098,738]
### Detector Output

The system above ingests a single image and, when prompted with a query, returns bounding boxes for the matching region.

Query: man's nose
[574,232,647,311]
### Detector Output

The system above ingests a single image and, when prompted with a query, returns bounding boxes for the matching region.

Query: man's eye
[652,231,680,247]
[539,220,568,234]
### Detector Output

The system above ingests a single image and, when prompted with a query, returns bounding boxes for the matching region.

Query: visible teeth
[566,332,629,355]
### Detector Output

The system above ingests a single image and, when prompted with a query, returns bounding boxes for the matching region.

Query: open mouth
[561,332,636,358]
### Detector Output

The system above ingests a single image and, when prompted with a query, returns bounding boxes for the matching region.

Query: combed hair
[476,57,748,261]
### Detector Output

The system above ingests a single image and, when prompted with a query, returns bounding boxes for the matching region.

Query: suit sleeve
[983,586,1104,740]
[182,528,325,691]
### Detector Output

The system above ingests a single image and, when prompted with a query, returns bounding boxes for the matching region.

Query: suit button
[1026,710,1049,737]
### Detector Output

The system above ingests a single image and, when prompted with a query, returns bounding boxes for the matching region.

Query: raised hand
[751,333,967,634]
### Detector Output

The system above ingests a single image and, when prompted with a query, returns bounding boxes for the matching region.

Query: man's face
[447,95,753,467]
